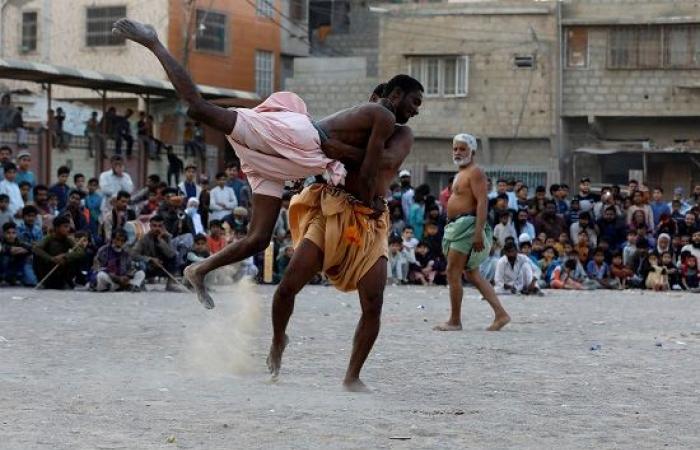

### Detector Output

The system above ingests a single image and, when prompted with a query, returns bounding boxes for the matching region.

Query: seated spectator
[130,215,181,292]
[74,173,87,195]
[645,253,669,291]
[426,205,446,236]
[488,193,511,228]
[678,212,699,238]
[629,239,652,289]
[610,251,633,289]
[563,249,597,289]
[493,210,516,254]
[32,216,88,289]
[186,233,210,267]
[275,245,294,280]
[101,190,135,242]
[622,231,638,267]
[530,237,544,260]
[513,209,536,244]
[478,236,500,283]
[0,194,12,233]
[670,199,686,222]
[596,206,627,250]
[575,230,592,265]
[538,245,558,274]
[681,230,700,261]
[62,190,90,232]
[178,164,202,202]
[554,232,568,257]
[680,254,699,291]
[206,220,227,254]
[635,223,655,249]
[401,226,419,252]
[535,199,568,239]
[518,235,543,282]
[650,187,671,227]
[92,229,146,292]
[228,229,258,282]
[0,162,24,217]
[18,181,31,205]
[494,242,542,295]
[593,190,622,221]
[660,251,681,289]
[656,233,671,255]
[16,205,42,285]
[387,235,412,285]
[566,199,581,225]
[586,247,620,290]
[409,241,436,285]
[185,198,205,235]
[423,221,443,260]
[1,222,32,285]
[550,259,585,290]
[655,213,677,238]
[224,206,249,233]
[570,212,598,248]
[389,204,406,236]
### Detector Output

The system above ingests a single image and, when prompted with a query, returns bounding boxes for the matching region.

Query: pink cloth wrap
[226,92,346,198]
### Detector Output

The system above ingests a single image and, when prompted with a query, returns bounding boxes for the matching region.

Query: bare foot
[183,265,215,309]
[343,378,371,393]
[266,335,289,381]
[112,18,159,48]
[486,314,511,331]
[433,321,463,331]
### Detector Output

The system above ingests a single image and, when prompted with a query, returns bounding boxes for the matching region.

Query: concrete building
[280,0,310,89]
[561,0,700,193]
[379,1,560,192]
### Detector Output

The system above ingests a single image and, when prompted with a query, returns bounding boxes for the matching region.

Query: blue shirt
[650,201,671,226]
[17,221,43,245]
[15,170,36,192]
[49,183,70,210]
[183,181,197,200]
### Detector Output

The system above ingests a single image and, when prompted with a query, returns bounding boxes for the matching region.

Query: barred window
[86,6,127,47]
[566,27,588,68]
[608,25,700,69]
[289,0,306,22]
[256,50,274,97]
[257,0,274,17]
[21,11,38,53]
[195,10,227,53]
[408,56,468,97]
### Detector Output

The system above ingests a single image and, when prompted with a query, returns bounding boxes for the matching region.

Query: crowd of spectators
[387,172,700,293]
[1,139,699,294]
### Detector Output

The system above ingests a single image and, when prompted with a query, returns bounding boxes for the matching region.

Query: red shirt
[207,235,226,254]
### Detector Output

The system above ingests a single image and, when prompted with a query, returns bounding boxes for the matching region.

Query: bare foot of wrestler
[183,264,215,309]
[486,313,511,331]
[343,378,371,393]
[112,18,158,48]
[266,334,289,381]
[433,321,463,332]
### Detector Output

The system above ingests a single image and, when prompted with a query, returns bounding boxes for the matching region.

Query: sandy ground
[1,283,700,449]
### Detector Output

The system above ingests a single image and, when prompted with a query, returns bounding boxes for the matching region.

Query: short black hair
[543,245,558,257]
[216,172,227,180]
[2,221,16,232]
[57,165,70,176]
[33,184,47,196]
[372,83,387,98]
[73,173,85,183]
[18,181,31,189]
[116,190,131,200]
[209,219,222,228]
[22,205,38,216]
[149,214,164,223]
[68,189,85,199]
[88,177,99,185]
[147,174,161,183]
[517,185,528,193]
[194,233,207,243]
[53,215,71,228]
[536,185,546,193]
[593,247,605,256]
[402,225,414,232]
[0,145,12,153]
[564,259,577,270]
[382,74,424,97]
[389,235,403,245]
[3,162,16,172]
[112,228,128,241]
[503,242,518,252]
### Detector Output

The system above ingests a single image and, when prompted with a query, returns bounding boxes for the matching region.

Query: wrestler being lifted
[266,81,421,392]
[112,19,420,309]
[433,134,511,332]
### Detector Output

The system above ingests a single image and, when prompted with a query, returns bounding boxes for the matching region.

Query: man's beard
[693,241,700,249]
[453,155,472,167]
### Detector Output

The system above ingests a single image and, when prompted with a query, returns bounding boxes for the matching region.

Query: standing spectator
[668,187,691,215]
[178,164,201,201]
[130,174,161,210]
[0,145,12,179]
[73,173,87,195]
[137,111,152,159]
[650,187,671,227]
[0,163,23,217]
[389,204,406,236]
[85,178,103,240]
[515,185,529,211]
[225,163,250,208]
[15,151,35,197]
[626,190,654,230]
[535,199,568,239]
[14,106,28,148]
[32,216,88,289]
[99,155,134,215]
[209,172,237,222]
[198,176,210,229]
[54,107,68,150]
[574,177,600,212]
[408,184,429,240]
[49,165,71,211]
[691,184,700,207]
[129,215,181,292]
[529,185,547,215]
[166,145,183,186]
[85,111,101,158]
[92,228,145,292]
[193,122,206,170]
[62,190,90,233]
[17,181,31,205]
[399,169,414,221]
[32,185,51,218]
[597,206,627,250]
[183,121,195,158]
[114,108,134,157]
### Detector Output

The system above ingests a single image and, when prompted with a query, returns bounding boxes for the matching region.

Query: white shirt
[209,185,237,221]
[401,188,414,221]
[0,179,24,216]
[494,254,533,293]
[99,169,134,213]
[681,244,700,261]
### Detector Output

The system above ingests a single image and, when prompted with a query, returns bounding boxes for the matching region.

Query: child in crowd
[586,247,620,289]
[92,228,145,292]
[401,226,419,253]
[661,251,681,290]
[610,251,633,289]
[206,220,226,254]
[493,211,516,253]
[622,231,638,267]
[530,237,544,261]
[680,254,699,291]
[186,234,210,267]
[0,222,32,285]
[276,245,294,280]
[409,241,436,285]
[550,259,584,290]
[645,253,669,291]
[388,235,413,285]
[32,216,88,289]
[554,232,568,257]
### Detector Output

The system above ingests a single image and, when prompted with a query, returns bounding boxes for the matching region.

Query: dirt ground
[1,283,699,449]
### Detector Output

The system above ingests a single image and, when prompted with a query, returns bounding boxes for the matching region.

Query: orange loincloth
[289,184,389,292]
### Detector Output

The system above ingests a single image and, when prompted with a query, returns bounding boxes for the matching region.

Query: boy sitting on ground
[92,228,146,292]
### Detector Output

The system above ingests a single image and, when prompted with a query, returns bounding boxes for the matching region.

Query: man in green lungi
[434,133,511,331]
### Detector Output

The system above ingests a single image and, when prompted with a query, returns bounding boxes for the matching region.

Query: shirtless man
[266,84,419,392]
[433,134,510,332]
[112,19,421,308]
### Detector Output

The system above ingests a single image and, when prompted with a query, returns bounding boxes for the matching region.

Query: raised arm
[112,19,236,134]
[358,108,396,203]
[322,126,413,171]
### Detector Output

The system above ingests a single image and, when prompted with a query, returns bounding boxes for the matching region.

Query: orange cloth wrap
[289,184,389,292]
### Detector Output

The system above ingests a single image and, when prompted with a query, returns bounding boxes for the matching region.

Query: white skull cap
[453,133,477,151]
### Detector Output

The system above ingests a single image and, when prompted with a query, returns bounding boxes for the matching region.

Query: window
[607,25,700,69]
[565,27,588,68]
[290,0,306,22]
[195,10,227,53]
[256,50,274,97]
[408,56,468,97]
[21,11,37,53]
[86,6,126,47]
[257,0,274,17]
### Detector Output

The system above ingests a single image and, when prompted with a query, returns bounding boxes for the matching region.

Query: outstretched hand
[112,18,159,48]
